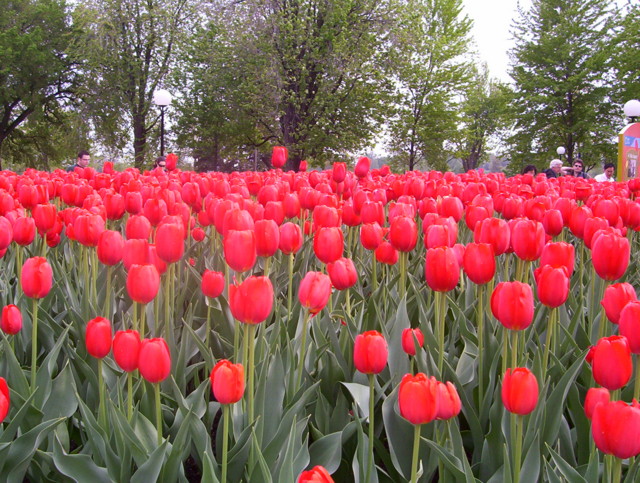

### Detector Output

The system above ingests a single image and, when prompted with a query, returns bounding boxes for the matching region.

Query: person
[595,163,615,182]
[154,156,166,170]
[566,158,589,179]
[66,150,90,172]
[544,159,563,178]
[522,165,537,175]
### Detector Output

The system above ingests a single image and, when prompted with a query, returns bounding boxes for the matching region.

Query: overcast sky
[462,0,532,82]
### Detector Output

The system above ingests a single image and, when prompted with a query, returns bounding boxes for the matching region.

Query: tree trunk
[133,113,147,170]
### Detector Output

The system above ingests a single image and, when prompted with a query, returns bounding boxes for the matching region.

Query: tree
[454,65,512,172]
[174,0,392,172]
[0,0,78,170]
[72,0,193,169]
[508,0,619,172]
[612,2,639,106]
[386,0,472,171]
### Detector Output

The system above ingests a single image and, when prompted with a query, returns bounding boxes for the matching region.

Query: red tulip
[584,387,610,420]
[298,465,335,483]
[332,162,347,183]
[353,330,388,374]
[255,219,280,257]
[619,302,640,353]
[298,271,332,314]
[104,192,125,220]
[0,377,9,422]
[272,146,288,168]
[264,201,285,226]
[124,191,143,215]
[32,204,57,234]
[113,330,141,372]
[224,230,257,273]
[592,400,640,459]
[425,246,459,292]
[138,338,171,383]
[511,219,545,261]
[313,227,344,264]
[210,360,245,404]
[156,221,185,264]
[327,257,357,291]
[398,373,439,425]
[542,209,564,237]
[437,196,463,222]
[375,242,398,265]
[534,265,570,308]
[502,367,539,415]
[74,213,105,247]
[97,230,124,266]
[586,336,632,390]
[360,201,385,226]
[390,216,417,252]
[202,270,224,298]
[191,226,206,242]
[491,282,534,330]
[143,198,168,227]
[540,242,575,275]
[229,276,274,324]
[601,283,637,325]
[583,217,610,249]
[126,264,160,304]
[401,328,424,356]
[355,157,371,178]
[165,153,178,170]
[313,205,340,228]
[85,317,112,359]
[123,239,149,271]
[424,223,457,249]
[13,216,36,246]
[465,205,491,231]
[126,214,152,240]
[21,257,53,299]
[569,205,593,239]
[1,305,22,335]
[463,243,495,285]
[360,223,383,250]
[0,216,12,250]
[591,233,630,281]
[279,222,303,255]
[435,381,462,420]
[474,217,510,255]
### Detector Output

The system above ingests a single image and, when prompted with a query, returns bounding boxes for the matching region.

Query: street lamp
[556,146,566,158]
[624,99,640,123]
[153,89,172,156]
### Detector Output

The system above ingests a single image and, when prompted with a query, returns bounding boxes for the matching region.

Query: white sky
[462,0,532,82]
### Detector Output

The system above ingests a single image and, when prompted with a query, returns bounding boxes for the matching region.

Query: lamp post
[153,89,172,156]
[556,146,565,158]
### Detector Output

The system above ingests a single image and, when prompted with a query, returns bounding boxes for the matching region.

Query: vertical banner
[619,122,640,182]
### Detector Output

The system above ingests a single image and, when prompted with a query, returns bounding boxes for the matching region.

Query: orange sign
[619,122,640,181]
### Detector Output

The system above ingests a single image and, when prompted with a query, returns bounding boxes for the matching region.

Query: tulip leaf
[341,382,371,420]
[42,362,78,420]
[546,444,587,483]
[130,441,169,483]
[201,450,220,483]
[248,433,274,483]
[520,434,541,482]
[52,435,111,483]
[423,438,469,480]
[163,411,197,482]
[308,431,342,473]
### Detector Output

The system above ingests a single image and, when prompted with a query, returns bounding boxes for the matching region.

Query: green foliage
[611,2,640,105]
[507,0,619,172]
[0,0,78,169]
[386,0,473,171]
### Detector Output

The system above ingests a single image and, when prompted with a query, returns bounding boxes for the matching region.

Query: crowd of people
[523,158,617,182]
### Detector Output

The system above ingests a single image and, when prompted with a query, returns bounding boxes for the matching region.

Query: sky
[462,0,533,82]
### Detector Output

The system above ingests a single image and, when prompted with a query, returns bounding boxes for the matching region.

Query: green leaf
[546,444,587,483]
[308,432,342,474]
[52,435,112,483]
[130,441,169,483]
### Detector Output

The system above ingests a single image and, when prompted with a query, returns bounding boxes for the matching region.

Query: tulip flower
[126,264,160,305]
[201,270,224,299]
[156,221,185,264]
[355,156,371,178]
[586,336,632,391]
[313,226,344,264]
[491,282,534,331]
[401,328,424,357]
[86,317,112,426]
[143,198,168,226]
[398,373,439,483]
[254,219,280,260]
[298,465,335,483]
[223,229,257,273]
[139,337,171,444]
[0,377,9,422]
[534,265,570,308]
[327,257,357,291]
[0,216,12,251]
[354,330,388,483]
[272,146,288,168]
[584,387,610,420]
[375,242,398,265]
[229,276,274,325]
[511,218,545,262]
[360,223,383,251]
[32,203,57,235]
[97,230,124,266]
[279,222,303,255]
[540,242,575,276]
[13,216,36,246]
[1,304,22,335]
[592,400,640,459]
[113,329,140,420]
[463,243,496,286]
[125,214,152,240]
[601,282,637,325]
[210,359,245,483]
[591,232,630,281]
[435,381,462,420]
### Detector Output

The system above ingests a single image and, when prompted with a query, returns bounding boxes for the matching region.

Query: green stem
[30,298,38,393]
[206,303,212,350]
[164,269,171,341]
[502,329,509,376]
[372,252,377,292]
[222,404,230,483]
[400,252,407,300]
[437,292,446,376]
[345,287,351,319]
[105,266,112,319]
[248,324,256,427]
[365,373,375,483]
[477,284,485,406]
[611,455,621,483]
[288,253,294,320]
[513,414,523,483]
[410,424,421,483]
[127,372,133,421]
[233,320,240,363]
[264,257,271,278]
[133,302,138,332]
[542,308,556,378]
[295,311,311,392]
[511,328,518,368]
[140,303,146,338]
[98,358,107,427]
[598,281,611,341]
[155,382,162,445]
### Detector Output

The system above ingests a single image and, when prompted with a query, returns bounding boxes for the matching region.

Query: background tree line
[0,0,636,173]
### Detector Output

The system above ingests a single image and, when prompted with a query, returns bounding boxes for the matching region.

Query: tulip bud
[210,360,245,405]
[298,271,332,314]
[491,282,534,330]
[1,304,22,335]
[138,338,171,383]
[21,257,53,299]
[298,465,335,483]
[0,377,9,422]
[85,317,112,359]
[502,367,539,415]
[398,373,439,425]
[229,276,274,324]
[584,387,610,420]
[435,381,462,420]
[202,270,225,299]
[401,328,424,356]
[327,258,358,291]
[353,331,388,374]
[113,330,141,372]
[126,264,160,304]
[586,336,632,390]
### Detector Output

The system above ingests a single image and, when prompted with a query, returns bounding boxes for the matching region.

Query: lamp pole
[153,89,172,157]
